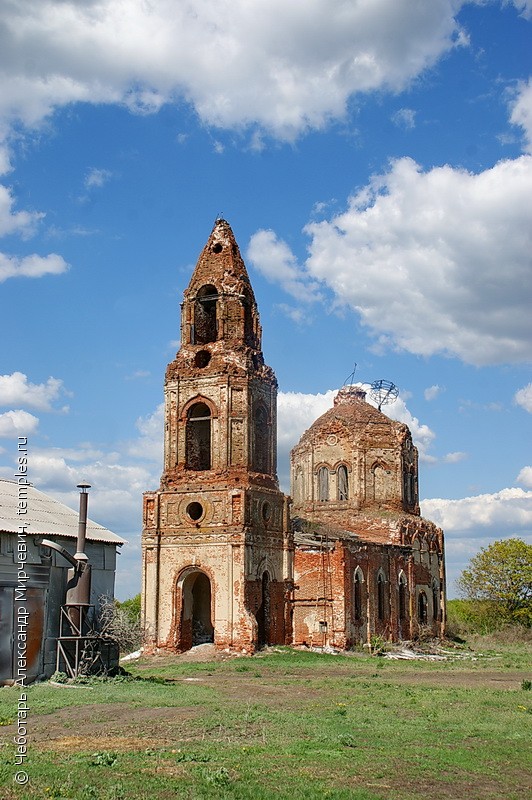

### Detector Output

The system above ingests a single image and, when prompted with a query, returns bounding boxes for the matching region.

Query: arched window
[294,466,305,503]
[317,467,329,502]
[404,468,416,505]
[418,591,428,625]
[398,573,408,621]
[354,568,364,621]
[253,405,270,474]
[377,572,386,621]
[194,284,218,344]
[432,581,439,622]
[372,462,390,501]
[337,465,349,501]
[186,402,211,470]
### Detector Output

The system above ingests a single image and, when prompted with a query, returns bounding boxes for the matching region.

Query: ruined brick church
[141,219,445,652]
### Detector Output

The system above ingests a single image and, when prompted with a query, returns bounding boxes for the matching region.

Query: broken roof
[0,479,126,545]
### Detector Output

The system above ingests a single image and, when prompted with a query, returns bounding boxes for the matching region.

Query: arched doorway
[256,572,270,647]
[180,571,214,648]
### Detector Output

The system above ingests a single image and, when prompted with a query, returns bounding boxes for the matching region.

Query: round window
[194,350,211,368]
[212,242,223,254]
[186,502,203,521]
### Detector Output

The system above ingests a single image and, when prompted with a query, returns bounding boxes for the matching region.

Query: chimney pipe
[75,481,91,561]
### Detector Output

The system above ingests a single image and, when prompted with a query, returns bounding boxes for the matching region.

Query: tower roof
[185,218,256,302]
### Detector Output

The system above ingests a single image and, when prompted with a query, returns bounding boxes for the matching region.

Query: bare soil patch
[13,703,201,752]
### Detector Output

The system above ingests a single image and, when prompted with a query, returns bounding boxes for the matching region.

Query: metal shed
[0,479,125,684]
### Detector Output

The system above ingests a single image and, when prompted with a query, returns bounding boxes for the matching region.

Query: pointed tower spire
[177,218,262,356]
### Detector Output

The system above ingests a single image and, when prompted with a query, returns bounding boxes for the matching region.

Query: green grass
[0,644,531,799]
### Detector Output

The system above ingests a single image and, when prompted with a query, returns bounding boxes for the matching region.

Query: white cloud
[269,154,532,367]
[20,450,156,535]
[247,229,323,303]
[275,304,314,325]
[127,403,164,464]
[514,382,532,413]
[0,1,471,140]
[0,410,39,439]
[510,1,532,20]
[517,466,532,488]
[84,167,113,189]
[392,107,416,130]
[421,487,532,532]
[0,252,69,282]
[422,486,532,593]
[0,372,69,412]
[510,78,532,153]
[424,384,443,401]
[0,184,44,237]
[442,451,467,463]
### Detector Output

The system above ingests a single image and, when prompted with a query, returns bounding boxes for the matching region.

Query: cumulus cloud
[0,410,39,439]
[421,488,532,532]
[514,382,532,412]
[424,384,443,401]
[422,487,532,593]
[247,229,323,303]
[0,372,69,412]
[0,252,69,282]
[510,78,532,152]
[517,466,532,488]
[0,184,44,237]
[258,155,532,366]
[0,1,471,140]
[127,403,164,465]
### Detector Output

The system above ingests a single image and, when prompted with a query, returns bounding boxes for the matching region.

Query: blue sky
[0,0,531,600]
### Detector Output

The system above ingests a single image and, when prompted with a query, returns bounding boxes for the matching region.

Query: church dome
[295,385,407,450]
[290,385,419,517]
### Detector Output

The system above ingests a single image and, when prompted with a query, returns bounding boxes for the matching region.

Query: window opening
[398,575,407,621]
[337,465,349,501]
[253,405,270,474]
[418,591,428,625]
[187,502,203,521]
[354,570,363,621]
[186,402,211,470]
[194,284,218,344]
[194,350,211,368]
[432,583,439,622]
[377,573,386,621]
[317,467,329,502]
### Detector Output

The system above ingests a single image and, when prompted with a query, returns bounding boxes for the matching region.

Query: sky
[0,0,531,601]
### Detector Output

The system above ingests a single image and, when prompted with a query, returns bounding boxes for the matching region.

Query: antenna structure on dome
[369,379,399,411]
[342,364,357,387]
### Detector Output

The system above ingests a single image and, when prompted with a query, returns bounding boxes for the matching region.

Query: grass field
[1,641,531,799]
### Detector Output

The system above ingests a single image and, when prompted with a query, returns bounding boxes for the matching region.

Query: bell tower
[142,219,292,652]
